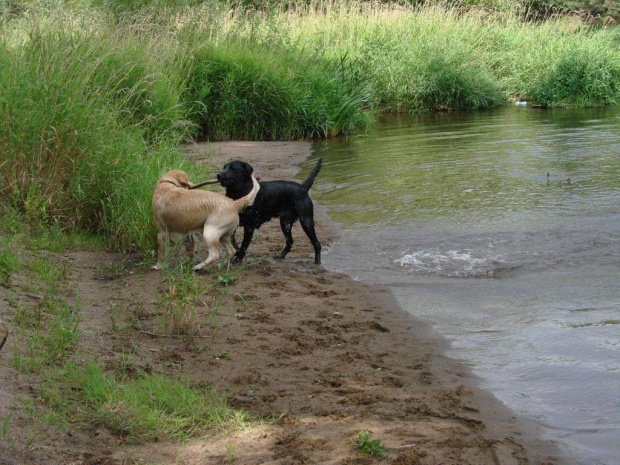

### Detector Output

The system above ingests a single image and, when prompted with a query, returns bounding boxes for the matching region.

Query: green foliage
[1,1,619,251]
[183,42,371,139]
[531,46,620,106]
[39,360,249,441]
[158,262,209,335]
[357,33,504,111]
[354,430,384,456]
[0,22,197,251]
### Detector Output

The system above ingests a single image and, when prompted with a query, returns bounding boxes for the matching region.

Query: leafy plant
[217,273,235,287]
[354,430,384,456]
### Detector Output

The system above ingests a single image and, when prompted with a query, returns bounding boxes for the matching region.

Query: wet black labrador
[217,158,323,264]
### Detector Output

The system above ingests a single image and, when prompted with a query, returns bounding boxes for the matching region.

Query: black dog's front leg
[232,227,255,264]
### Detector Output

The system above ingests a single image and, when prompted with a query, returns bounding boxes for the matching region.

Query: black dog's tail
[301,158,323,191]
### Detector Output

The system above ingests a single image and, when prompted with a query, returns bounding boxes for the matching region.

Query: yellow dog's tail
[233,174,260,213]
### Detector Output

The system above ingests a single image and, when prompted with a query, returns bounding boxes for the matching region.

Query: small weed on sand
[157,261,250,335]
[355,430,385,456]
[158,263,208,335]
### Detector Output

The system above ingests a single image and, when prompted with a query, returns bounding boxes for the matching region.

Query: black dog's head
[217,160,254,188]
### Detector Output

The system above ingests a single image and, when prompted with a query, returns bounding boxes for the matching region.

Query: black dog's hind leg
[275,216,295,260]
[231,230,239,251]
[297,200,321,265]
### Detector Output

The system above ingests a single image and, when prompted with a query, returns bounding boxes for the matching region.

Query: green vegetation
[157,260,248,334]
[0,209,252,445]
[1,1,618,251]
[0,0,618,453]
[39,360,249,441]
[183,43,371,139]
[354,430,385,456]
[0,207,95,373]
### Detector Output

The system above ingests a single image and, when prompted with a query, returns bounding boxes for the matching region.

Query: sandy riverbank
[0,140,569,464]
[160,140,568,465]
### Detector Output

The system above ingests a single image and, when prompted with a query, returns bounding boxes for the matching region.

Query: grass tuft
[354,430,384,456]
[39,360,250,441]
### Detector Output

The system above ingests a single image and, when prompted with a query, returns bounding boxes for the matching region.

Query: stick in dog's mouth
[190,177,261,189]
[189,179,220,189]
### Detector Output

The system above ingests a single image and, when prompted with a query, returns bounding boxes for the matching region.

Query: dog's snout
[217,171,231,185]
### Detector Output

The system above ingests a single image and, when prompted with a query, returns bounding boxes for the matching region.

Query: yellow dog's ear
[160,170,193,189]
[176,171,194,189]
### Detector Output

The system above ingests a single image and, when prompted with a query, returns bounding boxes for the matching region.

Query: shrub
[530,46,620,106]
[183,41,370,140]
[0,22,196,250]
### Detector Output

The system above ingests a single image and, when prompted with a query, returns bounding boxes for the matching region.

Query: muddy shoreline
[0,140,571,464]
[177,140,569,464]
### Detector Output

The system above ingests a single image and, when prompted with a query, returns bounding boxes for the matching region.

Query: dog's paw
[193,262,207,271]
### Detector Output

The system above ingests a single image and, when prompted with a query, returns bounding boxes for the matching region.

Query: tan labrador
[152,169,260,271]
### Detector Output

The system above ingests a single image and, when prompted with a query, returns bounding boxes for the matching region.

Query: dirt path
[0,141,569,464]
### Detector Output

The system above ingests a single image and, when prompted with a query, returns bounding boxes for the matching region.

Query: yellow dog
[152,170,259,271]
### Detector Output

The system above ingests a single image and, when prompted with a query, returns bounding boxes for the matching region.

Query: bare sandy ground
[0,141,570,464]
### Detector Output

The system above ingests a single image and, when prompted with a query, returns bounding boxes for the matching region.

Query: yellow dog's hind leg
[193,225,222,271]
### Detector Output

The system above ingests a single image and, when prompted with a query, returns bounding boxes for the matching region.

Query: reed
[1,1,619,251]
[0,20,198,251]
[233,1,620,110]
[181,40,371,139]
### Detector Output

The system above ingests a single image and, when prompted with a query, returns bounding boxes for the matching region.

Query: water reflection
[311,106,620,226]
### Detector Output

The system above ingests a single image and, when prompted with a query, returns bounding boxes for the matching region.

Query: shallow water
[309,106,620,465]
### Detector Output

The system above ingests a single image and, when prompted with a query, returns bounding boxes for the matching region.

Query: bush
[0,24,195,250]
[530,46,620,106]
[183,42,370,140]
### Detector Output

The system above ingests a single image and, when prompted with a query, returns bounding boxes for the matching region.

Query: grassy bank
[1,1,619,251]
[1,2,618,458]
[0,207,252,445]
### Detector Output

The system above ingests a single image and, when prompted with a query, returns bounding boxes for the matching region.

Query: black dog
[217,158,323,265]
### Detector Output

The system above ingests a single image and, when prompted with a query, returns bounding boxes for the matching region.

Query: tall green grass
[0,21,197,250]
[1,1,619,251]
[231,2,620,111]
[183,42,371,139]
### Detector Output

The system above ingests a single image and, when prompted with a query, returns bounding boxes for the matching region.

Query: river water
[308,106,620,465]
